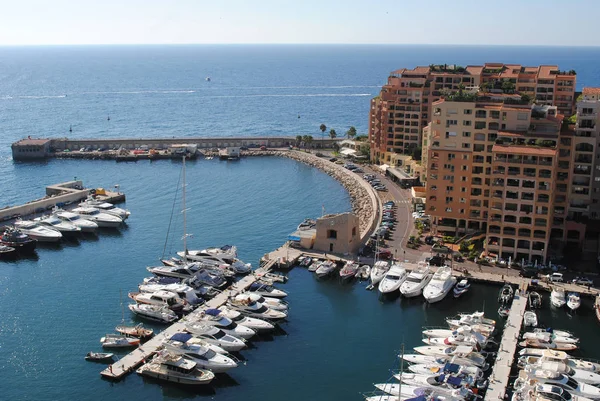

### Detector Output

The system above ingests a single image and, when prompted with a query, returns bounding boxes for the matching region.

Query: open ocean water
[0,45,599,400]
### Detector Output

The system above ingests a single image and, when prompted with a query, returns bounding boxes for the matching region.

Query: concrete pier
[484,281,528,401]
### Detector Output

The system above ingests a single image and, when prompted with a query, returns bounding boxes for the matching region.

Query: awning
[378,164,390,172]
[340,148,357,156]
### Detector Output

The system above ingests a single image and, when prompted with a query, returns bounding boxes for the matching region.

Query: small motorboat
[423,266,457,303]
[14,219,62,242]
[567,293,581,312]
[315,260,337,278]
[162,333,238,373]
[498,306,510,318]
[357,265,371,280]
[339,261,360,280]
[551,288,566,308]
[300,256,312,267]
[524,311,538,327]
[226,297,287,320]
[529,291,542,309]
[0,244,17,259]
[78,196,131,220]
[100,334,140,348]
[378,263,408,294]
[85,352,114,363]
[453,279,470,298]
[0,227,37,254]
[523,330,579,344]
[498,284,513,305]
[235,292,288,311]
[518,339,578,351]
[247,282,287,298]
[115,323,154,340]
[370,261,390,286]
[308,259,322,272]
[128,303,178,324]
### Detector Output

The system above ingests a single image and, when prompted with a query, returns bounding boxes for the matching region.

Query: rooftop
[583,88,600,96]
[12,138,51,146]
[492,144,557,156]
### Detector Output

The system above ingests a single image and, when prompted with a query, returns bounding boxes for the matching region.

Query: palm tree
[306,135,313,149]
[319,124,327,145]
[295,135,303,147]
[346,126,357,139]
[329,129,337,139]
[302,135,310,149]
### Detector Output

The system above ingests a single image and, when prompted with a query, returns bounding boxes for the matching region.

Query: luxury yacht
[177,245,237,264]
[192,308,256,339]
[71,206,123,228]
[162,333,238,373]
[184,322,246,351]
[128,303,179,324]
[138,283,204,306]
[315,260,337,278]
[423,266,457,303]
[129,290,187,314]
[136,352,215,385]
[551,288,567,308]
[14,220,62,242]
[378,263,408,294]
[247,282,287,298]
[34,215,81,234]
[236,292,288,311]
[53,210,98,232]
[217,307,275,331]
[400,262,432,297]
[370,260,390,285]
[227,297,287,320]
[79,197,130,220]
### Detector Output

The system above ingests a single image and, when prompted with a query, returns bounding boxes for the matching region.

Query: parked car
[572,277,594,286]
[260,146,267,150]
[329,157,337,162]
[424,236,435,245]
[544,272,564,283]
[520,268,538,278]
[426,256,445,267]
[376,250,392,260]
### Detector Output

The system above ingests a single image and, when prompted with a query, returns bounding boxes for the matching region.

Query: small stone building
[11,138,51,160]
[313,213,360,255]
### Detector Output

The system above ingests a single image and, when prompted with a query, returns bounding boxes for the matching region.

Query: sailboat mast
[182,156,187,263]
[398,342,404,401]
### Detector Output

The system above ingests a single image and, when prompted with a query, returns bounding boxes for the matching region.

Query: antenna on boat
[120,288,124,323]
[398,342,404,401]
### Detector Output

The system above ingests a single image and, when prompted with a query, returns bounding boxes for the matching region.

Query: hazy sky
[1,0,599,46]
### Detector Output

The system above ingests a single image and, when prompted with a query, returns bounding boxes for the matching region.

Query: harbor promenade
[485,282,529,401]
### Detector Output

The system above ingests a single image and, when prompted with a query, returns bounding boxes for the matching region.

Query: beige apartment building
[369,64,576,169]
[424,91,564,264]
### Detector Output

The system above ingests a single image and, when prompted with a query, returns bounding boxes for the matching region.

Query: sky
[1,0,599,46]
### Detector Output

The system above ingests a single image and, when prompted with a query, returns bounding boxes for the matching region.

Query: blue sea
[1,45,600,400]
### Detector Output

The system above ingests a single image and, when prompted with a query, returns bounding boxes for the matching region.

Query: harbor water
[1,45,600,400]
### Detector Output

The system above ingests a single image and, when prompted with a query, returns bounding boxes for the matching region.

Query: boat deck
[100,269,267,380]
[484,281,528,401]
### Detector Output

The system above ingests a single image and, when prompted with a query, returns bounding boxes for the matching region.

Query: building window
[463,121,472,126]
[517,113,528,120]
[462,132,471,137]
[462,154,468,160]
[462,143,471,149]
[461,187,466,192]
[352,227,356,236]
[327,229,337,239]
[462,166,468,171]
[464,109,472,115]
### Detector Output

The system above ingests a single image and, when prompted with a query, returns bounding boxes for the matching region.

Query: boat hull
[1,239,37,254]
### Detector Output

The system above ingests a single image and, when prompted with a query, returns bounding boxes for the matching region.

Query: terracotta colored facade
[369,64,576,167]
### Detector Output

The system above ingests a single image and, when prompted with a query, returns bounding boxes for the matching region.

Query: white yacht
[53,210,98,232]
[515,369,600,399]
[235,293,288,311]
[129,290,187,314]
[373,383,470,401]
[184,322,246,351]
[163,333,238,373]
[218,308,275,331]
[519,350,600,373]
[513,383,594,401]
[414,345,487,367]
[192,308,255,339]
[178,245,237,264]
[524,311,538,327]
[423,266,457,303]
[446,311,496,331]
[128,303,178,324]
[71,206,123,228]
[226,298,287,320]
[402,353,489,369]
[315,260,337,278]
[567,293,581,312]
[138,283,204,306]
[34,215,81,234]
[551,288,567,308]
[79,196,130,220]
[395,372,485,392]
[247,282,287,298]
[136,352,215,385]
[523,362,600,385]
[522,331,579,345]
[400,262,432,297]
[378,263,408,294]
[408,363,483,379]
[370,260,390,285]
[14,220,62,242]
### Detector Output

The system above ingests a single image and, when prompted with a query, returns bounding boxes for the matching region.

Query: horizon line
[0,43,599,48]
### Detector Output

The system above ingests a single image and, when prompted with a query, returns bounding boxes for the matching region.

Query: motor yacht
[308,259,322,272]
[52,210,98,232]
[0,227,37,253]
[79,196,130,220]
[218,307,275,331]
[423,328,488,349]
[315,260,337,278]
[138,283,204,306]
[453,279,470,298]
[515,369,600,399]
[446,311,496,330]
[192,308,255,339]
[115,323,154,340]
[235,292,288,311]
[423,266,457,303]
[14,220,62,242]
[0,244,17,259]
[522,362,600,385]
[147,264,228,289]
[163,333,238,373]
[128,303,178,324]
[184,322,246,352]
[226,297,287,320]
[100,334,140,348]
[400,263,432,297]
[518,350,600,374]
[370,261,390,285]
[136,352,215,385]
[414,345,487,366]
[402,353,489,370]
[522,331,579,345]
[407,362,483,379]
[378,263,408,294]
[177,245,237,264]
[247,282,287,298]
[373,383,471,401]
[34,215,81,234]
[551,288,567,308]
[498,284,514,305]
[339,261,360,280]
[395,372,488,392]
[71,206,123,228]
[512,383,595,401]
[567,293,581,312]
[519,339,578,352]
[129,290,188,314]
[524,311,538,328]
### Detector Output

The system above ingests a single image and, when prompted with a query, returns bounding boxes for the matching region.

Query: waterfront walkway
[484,282,528,401]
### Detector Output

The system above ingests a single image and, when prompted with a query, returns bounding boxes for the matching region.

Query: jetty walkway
[485,281,528,401]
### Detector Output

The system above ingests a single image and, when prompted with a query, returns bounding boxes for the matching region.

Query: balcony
[504,228,517,236]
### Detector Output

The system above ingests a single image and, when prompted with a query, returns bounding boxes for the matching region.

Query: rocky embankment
[241,150,377,237]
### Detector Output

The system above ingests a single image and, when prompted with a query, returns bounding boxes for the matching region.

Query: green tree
[346,126,357,139]
[358,142,370,158]
[295,135,303,146]
[302,135,310,149]
[305,135,314,149]
[501,80,515,94]
[329,129,337,139]
[319,124,327,144]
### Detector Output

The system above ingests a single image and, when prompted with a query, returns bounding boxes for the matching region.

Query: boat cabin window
[255,305,268,313]
[212,330,226,339]
[188,352,208,361]
[565,377,578,389]
[167,364,193,374]
[220,321,237,330]
[387,275,400,280]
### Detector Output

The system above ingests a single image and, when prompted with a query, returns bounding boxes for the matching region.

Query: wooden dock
[484,281,528,401]
[100,269,269,380]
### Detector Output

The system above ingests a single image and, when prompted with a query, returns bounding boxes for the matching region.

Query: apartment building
[425,91,563,264]
[369,64,576,168]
